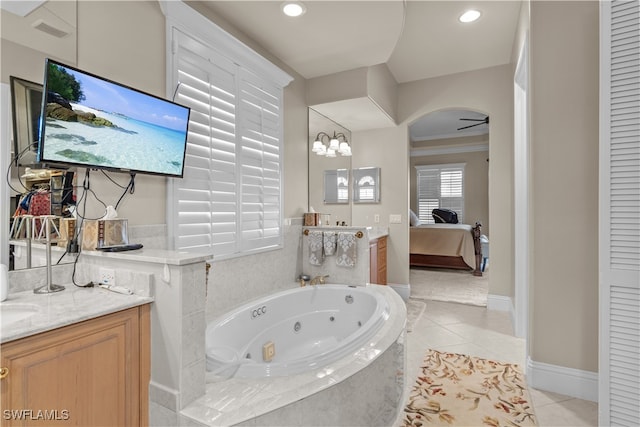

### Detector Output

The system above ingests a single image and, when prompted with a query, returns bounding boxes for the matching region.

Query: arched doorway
[408,108,490,306]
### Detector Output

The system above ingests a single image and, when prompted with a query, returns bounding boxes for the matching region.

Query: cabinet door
[369,240,378,283]
[377,236,387,285]
[369,237,387,285]
[1,306,148,427]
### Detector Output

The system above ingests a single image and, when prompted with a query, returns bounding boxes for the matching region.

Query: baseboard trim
[487,294,513,312]
[526,357,598,402]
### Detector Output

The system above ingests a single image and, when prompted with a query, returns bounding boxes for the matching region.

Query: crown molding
[410,142,489,157]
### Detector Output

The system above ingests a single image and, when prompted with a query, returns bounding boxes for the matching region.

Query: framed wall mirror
[353,167,380,204]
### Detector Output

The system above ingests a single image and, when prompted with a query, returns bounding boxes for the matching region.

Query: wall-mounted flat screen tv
[38,58,190,178]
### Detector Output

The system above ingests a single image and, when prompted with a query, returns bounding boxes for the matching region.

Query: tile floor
[397,300,599,427]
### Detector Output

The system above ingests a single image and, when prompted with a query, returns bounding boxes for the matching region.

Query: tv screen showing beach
[38,59,190,177]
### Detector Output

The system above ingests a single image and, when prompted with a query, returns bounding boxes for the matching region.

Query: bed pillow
[409,209,420,226]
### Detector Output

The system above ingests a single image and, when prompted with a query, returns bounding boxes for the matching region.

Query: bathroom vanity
[369,235,387,285]
[0,286,153,426]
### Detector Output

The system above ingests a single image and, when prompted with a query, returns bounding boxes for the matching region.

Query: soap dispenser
[0,263,8,302]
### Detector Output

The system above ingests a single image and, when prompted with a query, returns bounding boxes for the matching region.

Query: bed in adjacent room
[409,223,483,276]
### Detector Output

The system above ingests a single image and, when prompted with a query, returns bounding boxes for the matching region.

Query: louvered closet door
[599,1,640,426]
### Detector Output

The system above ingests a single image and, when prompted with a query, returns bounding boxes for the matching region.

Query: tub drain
[294,321,302,332]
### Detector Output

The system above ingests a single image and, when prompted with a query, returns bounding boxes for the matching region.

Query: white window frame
[161,2,292,260]
[415,163,465,224]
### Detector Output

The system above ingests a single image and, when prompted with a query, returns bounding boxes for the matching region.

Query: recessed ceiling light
[459,9,481,23]
[282,1,306,17]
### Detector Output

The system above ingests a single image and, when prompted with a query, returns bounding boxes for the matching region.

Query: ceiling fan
[457,116,489,131]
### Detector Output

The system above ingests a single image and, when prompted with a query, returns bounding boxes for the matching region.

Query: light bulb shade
[329,138,339,150]
[326,148,336,157]
[312,140,324,153]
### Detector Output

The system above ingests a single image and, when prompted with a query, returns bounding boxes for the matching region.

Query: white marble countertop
[81,247,213,266]
[0,285,154,343]
[368,226,389,240]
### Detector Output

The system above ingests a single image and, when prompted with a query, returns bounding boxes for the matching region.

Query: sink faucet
[310,275,329,286]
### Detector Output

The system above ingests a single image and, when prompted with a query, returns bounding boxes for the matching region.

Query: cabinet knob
[0,367,8,379]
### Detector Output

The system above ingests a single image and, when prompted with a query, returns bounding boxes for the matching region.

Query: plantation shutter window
[416,164,465,224]
[164,4,292,260]
[238,69,282,252]
[599,1,640,425]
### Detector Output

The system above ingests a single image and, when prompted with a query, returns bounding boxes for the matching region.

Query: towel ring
[303,229,364,239]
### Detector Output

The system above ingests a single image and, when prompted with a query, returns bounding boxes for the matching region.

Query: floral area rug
[401,350,537,426]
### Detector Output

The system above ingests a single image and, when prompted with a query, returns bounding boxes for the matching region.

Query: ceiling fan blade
[457,122,486,131]
[459,118,486,122]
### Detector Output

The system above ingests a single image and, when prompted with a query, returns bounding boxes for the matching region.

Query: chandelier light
[312,131,351,157]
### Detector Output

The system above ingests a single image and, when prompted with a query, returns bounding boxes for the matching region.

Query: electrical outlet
[99,268,116,286]
[374,214,380,223]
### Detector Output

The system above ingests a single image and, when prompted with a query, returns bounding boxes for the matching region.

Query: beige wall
[351,126,410,285]
[529,1,599,372]
[398,64,514,297]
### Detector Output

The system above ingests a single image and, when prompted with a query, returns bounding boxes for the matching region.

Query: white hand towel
[308,230,324,266]
[336,232,357,268]
[323,232,337,256]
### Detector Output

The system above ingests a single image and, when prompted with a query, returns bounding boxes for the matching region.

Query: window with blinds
[415,164,465,223]
[166,22,289,259]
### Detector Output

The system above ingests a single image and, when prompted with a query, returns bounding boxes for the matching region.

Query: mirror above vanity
[1,0,78,270]
[308,108,382,227]
[308,108,352,226]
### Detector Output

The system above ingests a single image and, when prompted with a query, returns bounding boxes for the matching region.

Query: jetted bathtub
[183,283,406,426]
[205,284,390,378]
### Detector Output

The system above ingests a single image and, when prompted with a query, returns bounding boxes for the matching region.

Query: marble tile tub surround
[206,219,304,321]
[77,248,210,411]
[179,284,407,427]
[128,223,168,249]
[301,226,388,287]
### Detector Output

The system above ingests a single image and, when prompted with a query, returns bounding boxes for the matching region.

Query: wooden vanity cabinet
[369,236,387,285]
[1,305,150,426]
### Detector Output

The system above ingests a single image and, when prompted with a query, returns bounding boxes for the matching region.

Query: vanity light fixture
[282,1,306,17]
[459,9,481,23]
[312,132,352,157]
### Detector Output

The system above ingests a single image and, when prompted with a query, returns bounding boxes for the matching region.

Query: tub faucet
[310,275,329,286]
